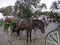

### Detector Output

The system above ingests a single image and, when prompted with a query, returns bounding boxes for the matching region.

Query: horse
[32,18,45,39]
[12,18,45,42]
[12,19,32,42]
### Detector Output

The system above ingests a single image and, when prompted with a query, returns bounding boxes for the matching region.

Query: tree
[33,11,42,16]
[50,1,58,10]
[41,4,47,9]
[0,8,5,13]
[5,6,12,15]
[33,3,47,16]
[49,11,55,18]
[15,2,33,18]
[15,1,20,13]
[50,1,58,20]
[0,6,12,16]
[14,0,47,18]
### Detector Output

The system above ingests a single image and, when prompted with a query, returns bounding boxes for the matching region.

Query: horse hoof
[17,37,21,40]
[33,38,37,40]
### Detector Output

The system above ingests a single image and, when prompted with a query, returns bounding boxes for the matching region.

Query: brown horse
[12,18,45,42]
[13,19,32,42]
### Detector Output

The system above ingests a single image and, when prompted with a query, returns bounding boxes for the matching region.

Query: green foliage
[0,8,5,13]
[2,18,16,30]
[14,1,47,19]
[2,8,9,16]
[53,2,58,9]
[49,12,60,22]
[49,11,55,18]
[0,6,12,16]
[50,1,59,10]
[15,4,33,19]
[11,19,16,24]
[54,13,59,22]
[2,21,5,30]
[21,8,33,18]
[33,11,42,16]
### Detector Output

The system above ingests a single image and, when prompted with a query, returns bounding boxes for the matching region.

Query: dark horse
[32,19,45,33]
[12,18,45,42]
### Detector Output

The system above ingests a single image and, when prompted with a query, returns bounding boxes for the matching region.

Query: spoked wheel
[45,28,60,45]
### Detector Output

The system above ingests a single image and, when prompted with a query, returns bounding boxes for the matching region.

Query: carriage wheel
[45,28,60,45]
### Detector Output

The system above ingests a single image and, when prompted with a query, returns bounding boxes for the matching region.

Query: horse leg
[30,29,32,42]
[16,28,20,37]
[12,25,14,33]
[39,27,45,39]
[16,28,21,40]
[39,26,45,33]
[33,27,37,40]
[39,27,45,45]
[27,30,29,42]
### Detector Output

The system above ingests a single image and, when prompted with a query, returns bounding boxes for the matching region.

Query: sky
[0,0,17,8]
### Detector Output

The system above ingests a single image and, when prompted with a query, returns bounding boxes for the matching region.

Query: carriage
[45,17,60,45]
